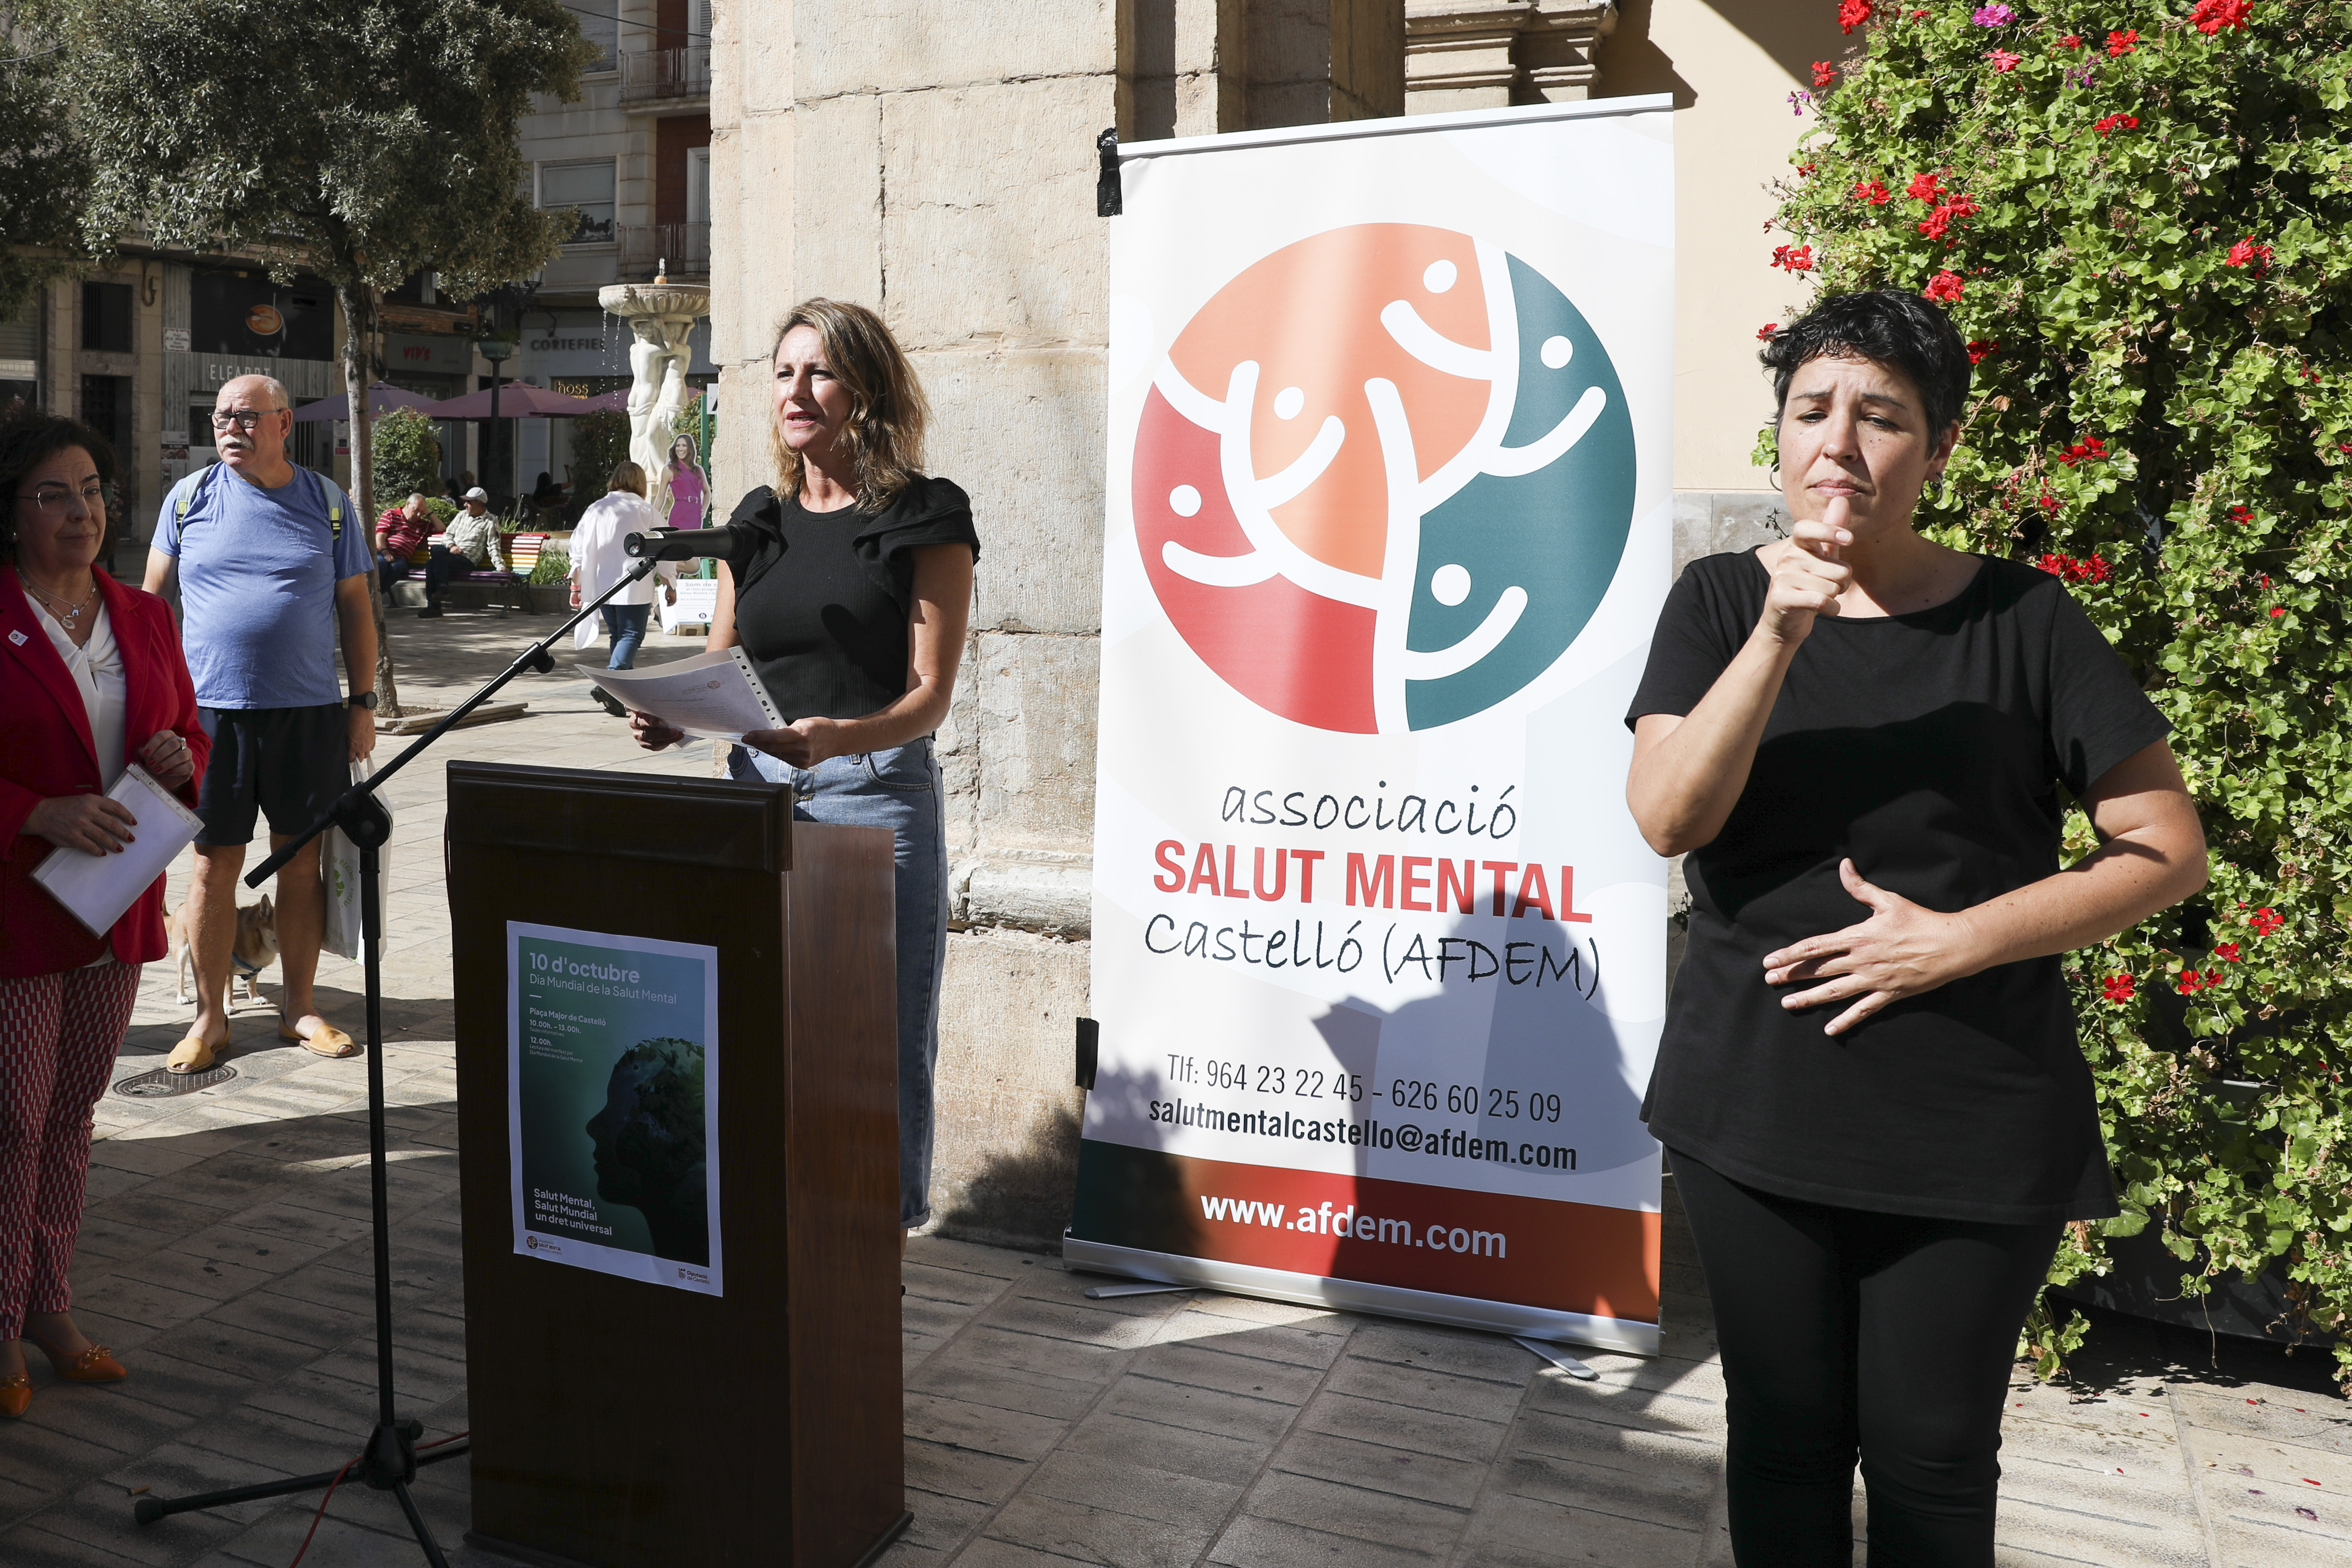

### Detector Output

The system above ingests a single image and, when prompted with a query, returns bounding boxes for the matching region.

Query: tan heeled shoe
[0,1371,28,1419]
[23,1330,127,1383]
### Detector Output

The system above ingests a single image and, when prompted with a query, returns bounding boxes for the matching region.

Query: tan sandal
[166,1027,227,1074]
[279,1017,360,1059]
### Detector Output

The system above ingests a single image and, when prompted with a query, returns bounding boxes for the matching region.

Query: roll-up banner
[1070,97,1676,1356]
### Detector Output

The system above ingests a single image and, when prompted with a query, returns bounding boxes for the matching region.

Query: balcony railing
[619,46,710,107]
[618,222,711,281]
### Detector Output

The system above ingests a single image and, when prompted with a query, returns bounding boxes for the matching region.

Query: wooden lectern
[445,761,907,1568]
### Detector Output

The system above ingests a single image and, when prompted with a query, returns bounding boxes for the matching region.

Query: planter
[2050,1224,2334,1349]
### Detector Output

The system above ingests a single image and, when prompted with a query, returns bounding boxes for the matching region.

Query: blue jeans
[729,737,948,1227]
[600,603,651,669]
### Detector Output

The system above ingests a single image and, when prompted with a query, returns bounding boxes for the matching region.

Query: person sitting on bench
[419,488,506,618]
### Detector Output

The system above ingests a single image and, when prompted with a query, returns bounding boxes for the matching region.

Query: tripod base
[133,1411,468,1560]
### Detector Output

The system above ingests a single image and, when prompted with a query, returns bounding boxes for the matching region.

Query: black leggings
[1669,1149,2062,1568]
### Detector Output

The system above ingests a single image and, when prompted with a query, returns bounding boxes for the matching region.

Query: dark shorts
[194,704,350,847]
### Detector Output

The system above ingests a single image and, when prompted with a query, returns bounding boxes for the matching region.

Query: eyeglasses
[15,482,112,515]
[209,408,285,431]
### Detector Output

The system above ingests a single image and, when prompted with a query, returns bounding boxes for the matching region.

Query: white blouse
[32,595,127,788]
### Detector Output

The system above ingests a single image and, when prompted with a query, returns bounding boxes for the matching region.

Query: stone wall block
[796,0,1116,100]
[1671,490,1788,576]
[710,111,796,371]
[915,347,1107,637]
[939,670,982,857]
[929,926,1093,1248]
[879,78,1114,352]
[740,5,795,116]
[1709,491,1789,557]
[970,629,1101,855]
[1671,490,1713,577]
[793,92,885,304]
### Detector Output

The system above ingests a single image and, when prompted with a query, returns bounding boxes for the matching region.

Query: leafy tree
[1772,0,2352,1384]
[31,0,596,713]
[0,14,94,322]
[370,407,441,506]
[570,409,632,501]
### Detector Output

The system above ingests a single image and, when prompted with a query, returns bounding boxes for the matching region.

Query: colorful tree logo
[1133,222,1636,733]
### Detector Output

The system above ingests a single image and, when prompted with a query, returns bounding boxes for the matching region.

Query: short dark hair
[1761,291,1972,439]
[0,399,118,561]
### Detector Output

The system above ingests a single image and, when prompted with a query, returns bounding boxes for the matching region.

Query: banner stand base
[1061,1233,1659,1357]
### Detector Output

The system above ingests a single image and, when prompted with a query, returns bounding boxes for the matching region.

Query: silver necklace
[27,577,96,626]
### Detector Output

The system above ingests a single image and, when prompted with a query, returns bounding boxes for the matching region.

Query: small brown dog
[166,895,279,1007]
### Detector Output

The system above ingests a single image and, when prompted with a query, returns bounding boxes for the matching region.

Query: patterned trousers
[0,963,139,1341]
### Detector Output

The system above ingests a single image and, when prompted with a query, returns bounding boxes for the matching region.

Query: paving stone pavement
[5,597,2347,1567]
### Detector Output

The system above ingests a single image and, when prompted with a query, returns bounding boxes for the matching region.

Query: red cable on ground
[284,1432,470,1568]
[285,1456,358,1568]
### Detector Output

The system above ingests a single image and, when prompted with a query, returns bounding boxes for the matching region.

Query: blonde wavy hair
[768,298,929,510]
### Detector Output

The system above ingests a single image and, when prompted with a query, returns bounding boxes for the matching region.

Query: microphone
[624,523,769,563]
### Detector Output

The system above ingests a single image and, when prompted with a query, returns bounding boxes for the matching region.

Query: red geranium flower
[2229,505,2254,523]
[1814,60,1840,88]
[1757,323,1780,340]
[2057,436,2108,466]
[1989,48,2025,71]
[1772,243,1815,272]
[2107,29,2138,55]
[1853,179,1892,204]
[2177,969,2204,994]
[1921,270,1965,303]
[2037,490,2062,515]
[2213,942,2241,962]
[2190,0,2252,34]
[2250,907,2284,935]
[2270,606,2286,617]
[2225,236,2274,273]
[2095,113,2141,136]
[2101,973,2136,1004]
[1839,0,1875,34]
[1967,340,2000,364]
[1906,171,1945,203]
[2060,33,2084,48]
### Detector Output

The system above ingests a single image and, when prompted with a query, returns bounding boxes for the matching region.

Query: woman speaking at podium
[631,299,977,1240]
[1624,292,2207,1564]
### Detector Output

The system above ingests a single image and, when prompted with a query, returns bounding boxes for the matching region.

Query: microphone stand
[132,555,673,1565]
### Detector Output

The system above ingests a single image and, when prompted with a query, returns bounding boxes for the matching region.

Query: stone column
[706,0,1414,1250]
[1404,0,1615,114]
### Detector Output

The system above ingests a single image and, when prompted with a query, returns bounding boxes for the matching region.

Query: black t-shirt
[1626,550,2171,1224]
[726,475,979,724]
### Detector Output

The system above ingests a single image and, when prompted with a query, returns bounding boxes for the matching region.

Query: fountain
[599,264,709,517]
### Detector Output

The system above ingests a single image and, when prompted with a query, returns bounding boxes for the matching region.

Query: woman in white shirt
[567,461,675,671]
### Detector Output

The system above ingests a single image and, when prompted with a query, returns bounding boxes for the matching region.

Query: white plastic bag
[320,757,392,961]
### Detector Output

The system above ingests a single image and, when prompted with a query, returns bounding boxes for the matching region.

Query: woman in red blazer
[0,406,206,1420]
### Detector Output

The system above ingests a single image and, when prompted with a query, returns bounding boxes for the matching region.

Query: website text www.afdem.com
[1198,1195,1509,1257]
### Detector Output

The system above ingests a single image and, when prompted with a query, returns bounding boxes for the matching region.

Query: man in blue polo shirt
[146,375,378,1073]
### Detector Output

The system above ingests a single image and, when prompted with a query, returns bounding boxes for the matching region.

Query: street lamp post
[479,335,516,507]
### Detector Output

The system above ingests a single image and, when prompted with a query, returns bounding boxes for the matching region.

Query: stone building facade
[703,0,1846,1246]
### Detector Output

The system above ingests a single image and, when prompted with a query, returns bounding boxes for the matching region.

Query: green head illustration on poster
[585,1037,708,1265]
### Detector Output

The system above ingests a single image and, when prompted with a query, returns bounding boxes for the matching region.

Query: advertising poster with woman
[507,921,723,1296]
[1074,98,1676,1354]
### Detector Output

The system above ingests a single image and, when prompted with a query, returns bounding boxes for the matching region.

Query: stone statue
[600,282,710,519]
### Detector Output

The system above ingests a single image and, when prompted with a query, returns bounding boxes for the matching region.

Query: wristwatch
[348,691,378,711]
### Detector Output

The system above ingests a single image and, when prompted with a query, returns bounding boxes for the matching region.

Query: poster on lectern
[508,921,723,1296]
[1070,98,1676,1356]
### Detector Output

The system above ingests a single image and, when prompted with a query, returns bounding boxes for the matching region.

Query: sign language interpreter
[1621,292,2207,1566]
